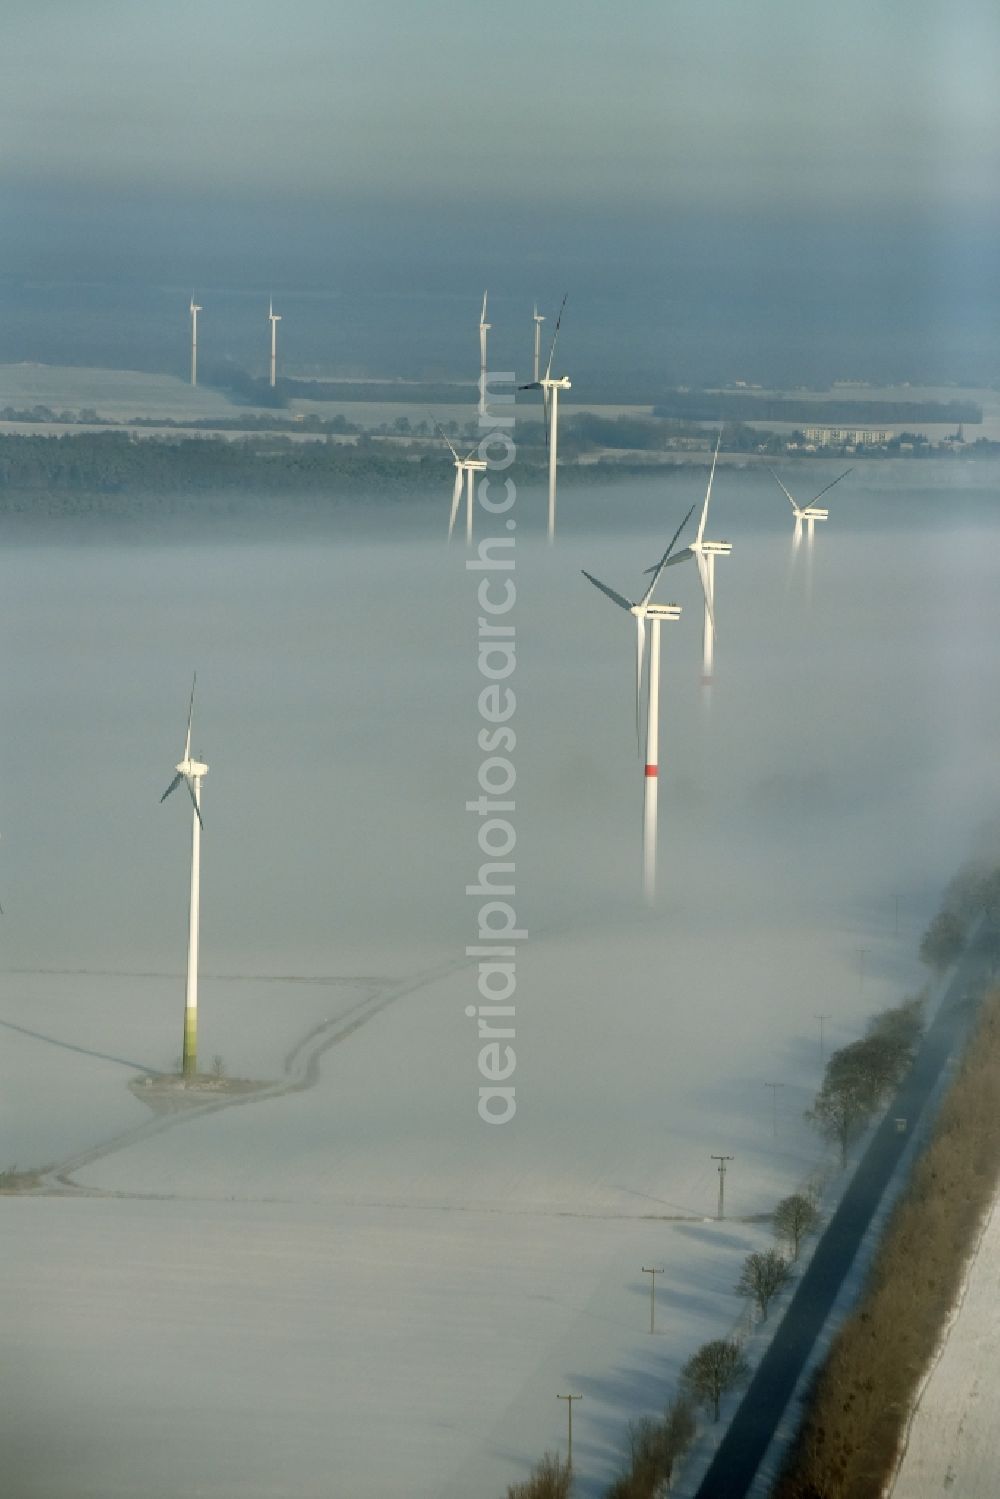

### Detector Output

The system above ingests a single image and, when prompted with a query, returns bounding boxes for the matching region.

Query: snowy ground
[0,364,266,422]
[889,1195,1000,1498]
[2,472,997,1496]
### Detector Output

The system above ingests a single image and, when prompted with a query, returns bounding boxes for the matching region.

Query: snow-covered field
[0,364,262,421]
[2,471,997,1496]
[890,1195,1000,1498]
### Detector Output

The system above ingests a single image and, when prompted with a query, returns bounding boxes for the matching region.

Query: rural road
[692,928,995,1499]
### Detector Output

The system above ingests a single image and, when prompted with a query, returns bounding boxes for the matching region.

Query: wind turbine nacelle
[802,508,829,521]
[702,541,732,555]
[178,758,209,778]
[645,605,683,621]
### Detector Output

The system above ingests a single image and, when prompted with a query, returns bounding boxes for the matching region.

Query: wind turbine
[160,675,208,1079]
[651,433,732,685]
[268,298,282,389]
[532,303,545,383]
[767,466,852,551]
[582,505,693,904]
[519,294,570,543]
[478,291,491,419]
[189,297,202,387]
[438,426,488,543]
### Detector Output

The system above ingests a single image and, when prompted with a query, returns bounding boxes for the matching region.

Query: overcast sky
[3,0,999,381]
[6,1,999,208]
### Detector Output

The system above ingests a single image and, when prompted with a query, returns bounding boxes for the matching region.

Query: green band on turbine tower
[183,1008,197,1077]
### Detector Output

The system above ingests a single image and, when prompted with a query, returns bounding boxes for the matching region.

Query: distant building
[803,426,891,447]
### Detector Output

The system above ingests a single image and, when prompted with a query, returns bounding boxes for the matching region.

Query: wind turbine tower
[189,297,202,387]
[582,507,692,903]
[160,676,208,1078]
[438,427,488,543]
[478,291,491,419]
[519,295,570,543]
[268,298,282,388]
[532,304,545,383]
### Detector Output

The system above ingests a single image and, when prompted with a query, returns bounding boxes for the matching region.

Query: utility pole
[557,1394,581,1469]
[711,1155,733,1220]
[815,1013,830,1066]
[763,1082,786,1138]
[641,1266,663,1334]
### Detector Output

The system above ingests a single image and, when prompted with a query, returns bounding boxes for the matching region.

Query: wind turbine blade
[635,614,646,757]
[184,776,204,829]
[481,290,488,325]
[183,673,196,762]
[695,551,717,636]
[641,502,697,599]
[766,466,799,512]
[581,570,633,612]
[543,294,567,381]
[518,381,542,391]
[160,772,183,804]
[435,422,461,462]
[448,469,463,540]
[643,545,694,576]
[696,432,722,544]
[542,385,550,448]
[809,467,854,507]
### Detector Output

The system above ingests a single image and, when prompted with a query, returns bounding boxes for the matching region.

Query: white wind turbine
[519,294,570,543]
[438,426,488,543]
[478,291,491,418]
[160,675,208,1078]
[652,433,731,684]
[268,298,282,388]
[767,466,853,552]
[189,297,202,387]
[583,505,693,904]
[532,303,545,383]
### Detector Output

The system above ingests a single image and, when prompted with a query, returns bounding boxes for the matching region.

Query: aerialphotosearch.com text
[466,371,523,1124]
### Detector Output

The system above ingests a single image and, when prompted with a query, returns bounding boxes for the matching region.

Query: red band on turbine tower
[644,764,658,777]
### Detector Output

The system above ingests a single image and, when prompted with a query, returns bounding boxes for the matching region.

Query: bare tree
[605,1398,695,1499]
[737,1248,791,1320]
[807,1037,891,1163]
[919,909,966,972]
[505,1453,572,1499]
[681,1339,750,1423]
[773,1193,820,1259]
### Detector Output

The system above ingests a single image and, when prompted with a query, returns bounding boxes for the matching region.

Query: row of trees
[505,1194,824,1498]
[774,987,1000,1496]
[807,997,924,1164]
[920,859,1000,972]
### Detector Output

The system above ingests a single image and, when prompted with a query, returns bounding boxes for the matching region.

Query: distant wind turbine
[582,504,693,903]
[160,675,208,1078]
[519,294,570,543]
[438,426,488,543]
[478,291,491,419]
[268,298,282,389]
[189,298,202,387]
[767,466,853,552]
[532,303,545,383]
[650,433,732,684]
